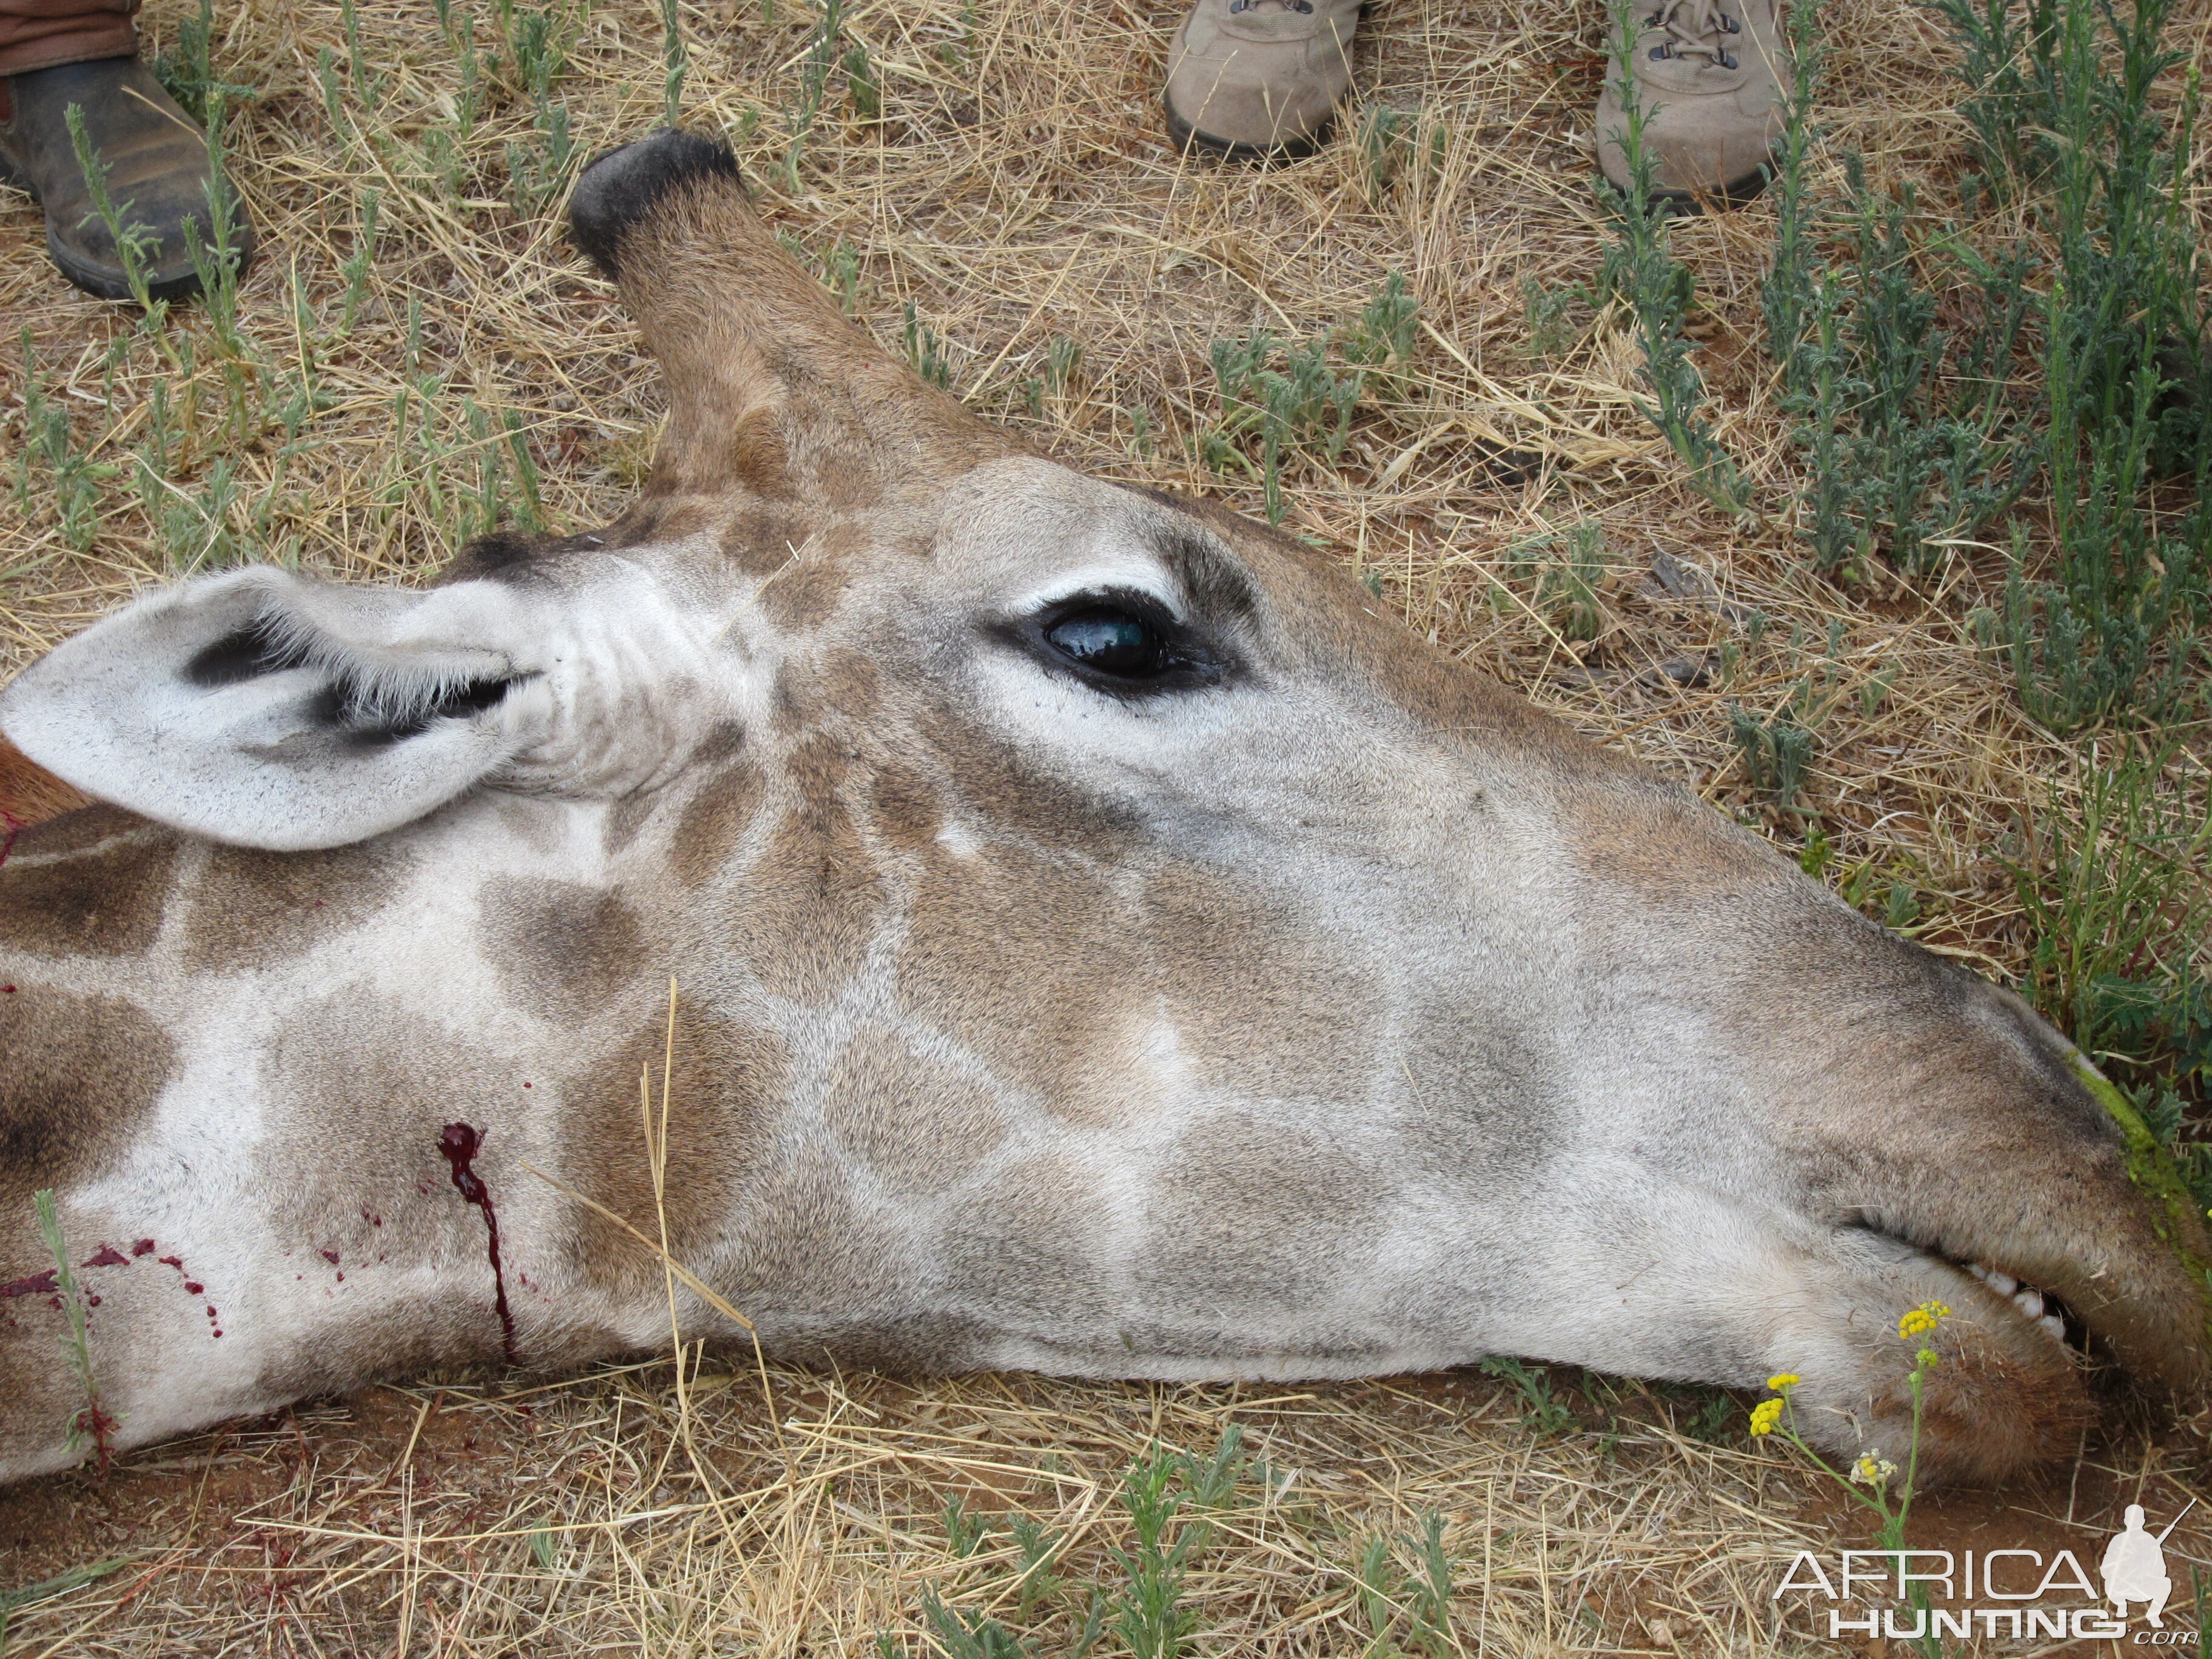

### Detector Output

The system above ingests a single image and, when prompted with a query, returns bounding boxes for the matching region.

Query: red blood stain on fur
[439,1122,517,1364]
[319,1250,339,1266]
[80,1245,130,1269]
[131,1239,155,1256]
[157,1256,182,1269]
[0,1270,58,1298]
[183,1281,204,1295]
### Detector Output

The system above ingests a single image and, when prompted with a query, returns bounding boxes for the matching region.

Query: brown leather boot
[1164,0,1363,160]
[0,56,256,302]
[1595,0,1788,209]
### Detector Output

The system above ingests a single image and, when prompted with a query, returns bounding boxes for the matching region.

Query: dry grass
[2,0,2210,1651]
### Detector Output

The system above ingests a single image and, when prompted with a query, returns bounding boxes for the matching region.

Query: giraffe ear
[0,568,557,850]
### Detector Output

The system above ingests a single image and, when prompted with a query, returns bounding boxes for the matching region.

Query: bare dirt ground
[1,0,2208,1652]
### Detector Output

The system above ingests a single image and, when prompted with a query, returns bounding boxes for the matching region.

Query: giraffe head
[1,133,2205,1486]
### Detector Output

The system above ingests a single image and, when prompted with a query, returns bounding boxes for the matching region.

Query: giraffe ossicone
[0,129,2205,1487]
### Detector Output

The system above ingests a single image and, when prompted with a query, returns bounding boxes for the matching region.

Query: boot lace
[1643,0,1742,69]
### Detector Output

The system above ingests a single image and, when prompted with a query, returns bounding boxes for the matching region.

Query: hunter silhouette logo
[2103,1498,2195,1629]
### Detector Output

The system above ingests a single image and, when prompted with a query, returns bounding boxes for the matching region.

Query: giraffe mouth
[1962,1261,2077,1349]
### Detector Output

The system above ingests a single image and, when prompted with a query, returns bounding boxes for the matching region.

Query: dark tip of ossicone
[567,127,745,280]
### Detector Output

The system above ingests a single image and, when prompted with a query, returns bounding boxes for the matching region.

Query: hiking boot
[1164,0,1363,160]
[0,56,256,303]
[1595,0,1787,209]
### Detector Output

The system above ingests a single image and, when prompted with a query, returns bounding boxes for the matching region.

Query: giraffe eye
[1044,607,1169,678]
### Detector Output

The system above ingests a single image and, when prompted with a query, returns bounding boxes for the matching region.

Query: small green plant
[845,40,880,123]
[886,1432,1244,1659]
[14,328,115,554]
[0,1558,132,1651]
[151,0,251,128]
[1523,276,1592,360]
[2006,743,2211,1193]
[783,0,846,187]
[1108,1436,1222,1659]
[63,103,163,318]
[660,0,688,126]
[1347,1512,1455,1658]
[942,1495,991,1559]
[1478,1353,1579,1437]
[1728,705,1818,815]
[1356,104,1410,201]
[1596,0,1746,511]
[1342,272,1420,374]
[339,187,381,332]
[33,1189,119,1473]
[339,0,382,112]
[919,1589,1028,1659]
[903,301,955,389]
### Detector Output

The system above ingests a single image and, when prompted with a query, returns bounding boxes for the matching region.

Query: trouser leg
[0,0,138,81]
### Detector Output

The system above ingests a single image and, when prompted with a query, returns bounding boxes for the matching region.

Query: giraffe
[0,130,2205,1488]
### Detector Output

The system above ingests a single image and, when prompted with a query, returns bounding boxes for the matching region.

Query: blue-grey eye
[1045,608,1168,677]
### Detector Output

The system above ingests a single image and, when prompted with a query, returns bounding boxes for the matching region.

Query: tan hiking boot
[1164,0,1363,160]
[1595,0,1787,209]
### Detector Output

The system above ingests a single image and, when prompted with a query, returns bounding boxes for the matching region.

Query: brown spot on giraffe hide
[815,649,880,719]
[0,811,178,957]
[182,841,407,972]
[896,838,1136,1126]
[717,502,809,574]
[723,735,883,1003]
[866,765,942,850]
[1141,862,1378,1103]
[673,757,767,888]
[479,877,651,1025]
[755,559,846,633]
[555,1007,785,1298]
[0,985,173,1212]
[1141,1111,1395,1316]
[822,1024,1009,1193]
[940,1155,1109,1324]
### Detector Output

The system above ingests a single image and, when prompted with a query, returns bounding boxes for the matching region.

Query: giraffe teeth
[2013,1287,2045,1321]
[2038,1312,2066,1344]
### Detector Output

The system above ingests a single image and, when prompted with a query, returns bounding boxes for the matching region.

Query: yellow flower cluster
[1766,1373,1801,1392]
[1897,1300,1950,1339]
[1749,1397,1786,1436]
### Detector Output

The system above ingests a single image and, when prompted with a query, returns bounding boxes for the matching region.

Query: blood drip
[438,1122,517,1364]
[80,1245,130,1269]
[0,1270,57,1298]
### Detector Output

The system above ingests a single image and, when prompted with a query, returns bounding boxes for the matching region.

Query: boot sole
[1164,95,1331,164]
[1615,158,1777,216]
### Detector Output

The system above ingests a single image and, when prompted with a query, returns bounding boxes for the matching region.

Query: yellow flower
[1749,1398,1786,1436]
[1898,1300,1951,1339]
[1766,1373,1801,1393]
[1851,1452,1897,1487]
